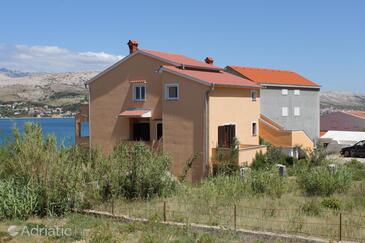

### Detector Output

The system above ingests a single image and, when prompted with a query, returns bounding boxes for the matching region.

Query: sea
[0,117,89,147]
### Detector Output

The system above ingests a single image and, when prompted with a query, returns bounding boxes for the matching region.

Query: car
[340,140,365,158]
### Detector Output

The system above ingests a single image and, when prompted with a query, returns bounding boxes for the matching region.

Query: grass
[0,214,273,242]
[92,179,365,242]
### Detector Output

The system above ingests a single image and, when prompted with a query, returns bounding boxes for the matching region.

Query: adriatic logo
[7,225,19,237]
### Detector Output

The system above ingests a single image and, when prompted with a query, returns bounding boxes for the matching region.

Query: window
[218,124,235,148]
[282,89,288,95]
[165,84,179,100]
[251,90,257,101]
[294,107,300,116]
[252,122,257,136]
[282,107,288,117]
[294,89,300,95]
[133,84,146,101]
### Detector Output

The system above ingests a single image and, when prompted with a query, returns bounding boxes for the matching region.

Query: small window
[251,90,257,101]
[282,107,288,117]
[294,89,300,95]
[294,107,300,116]
[282,89,288,95]
[133,84,146,101]
[252,122,257,136]
[165,84,179,100]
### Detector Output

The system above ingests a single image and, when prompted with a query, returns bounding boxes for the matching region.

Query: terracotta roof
[118,109,151,118]
[227,66,319,87]
[344,111,365,119]
[140,49,222,70]
[161,66,260,88]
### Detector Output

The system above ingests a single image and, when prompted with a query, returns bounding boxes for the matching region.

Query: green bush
[106,142,176,200]
[345,159,365,181]
[0,179,39,219]
[251,145,290,170]
[321,197,341,210]
[300,199,321,216]
[212,139,239,176]
[250,169,288,198]
[0,123,176,219]
[298,166,352,196]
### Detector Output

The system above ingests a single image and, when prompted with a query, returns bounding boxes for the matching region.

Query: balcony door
[133,122,150,141]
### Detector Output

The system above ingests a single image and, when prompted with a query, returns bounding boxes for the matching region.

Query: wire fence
[96,200,365,242]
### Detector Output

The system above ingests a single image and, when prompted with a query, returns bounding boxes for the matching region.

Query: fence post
[339,213,342,241]
[111,198,114,216]
[163,201,167,222]
[234,204,237,231]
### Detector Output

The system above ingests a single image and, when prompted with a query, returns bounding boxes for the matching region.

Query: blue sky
[0,0,364,91]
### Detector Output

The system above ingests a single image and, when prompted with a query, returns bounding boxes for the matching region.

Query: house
[225,66,319,155]
[81,40,266,181]
[321,111,365,133]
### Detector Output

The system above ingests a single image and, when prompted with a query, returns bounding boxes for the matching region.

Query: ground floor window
[218,124,235,148]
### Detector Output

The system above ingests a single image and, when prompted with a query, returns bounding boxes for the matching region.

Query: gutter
[204,83,215,177]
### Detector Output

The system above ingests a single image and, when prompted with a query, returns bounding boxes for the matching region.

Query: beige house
[82,40,266,181]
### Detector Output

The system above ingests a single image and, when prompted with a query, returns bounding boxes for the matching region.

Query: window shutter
[218,126,224,147]
[229,125,235,148]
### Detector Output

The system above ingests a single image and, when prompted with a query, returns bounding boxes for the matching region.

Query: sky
[0,0,364,91]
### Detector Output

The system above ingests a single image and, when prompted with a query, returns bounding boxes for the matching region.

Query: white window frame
[282,89,288,95]
[251,121,258,136]
[282,107,289,117]
[294,89,300,95]
[294,107,300,116]
[133,84,146,101]
[251,90,257,101]
[165,83,179,100]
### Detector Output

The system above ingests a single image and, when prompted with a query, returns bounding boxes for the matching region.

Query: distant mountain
[0,67,32,78]
[320,91,365,112]
[1,68,364,112]
[0,68,97,106]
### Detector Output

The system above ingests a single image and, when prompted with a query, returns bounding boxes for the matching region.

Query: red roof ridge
[229,65,296,74]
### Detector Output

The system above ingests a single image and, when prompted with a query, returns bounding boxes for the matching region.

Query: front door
[133,123,150,141]
[157,123,163,140]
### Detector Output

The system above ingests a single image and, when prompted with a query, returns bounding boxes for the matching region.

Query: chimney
[127,40,139,54]
[205,56,214,65]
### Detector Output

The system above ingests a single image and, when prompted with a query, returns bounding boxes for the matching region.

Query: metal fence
[98,201,365,242]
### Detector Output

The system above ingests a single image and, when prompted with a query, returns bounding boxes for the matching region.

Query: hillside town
[0,102,76,118]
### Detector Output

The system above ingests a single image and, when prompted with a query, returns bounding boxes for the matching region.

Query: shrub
[321,197,341,210]
[345,159,365,181]
[212,139,239,176]
[109,142,176,200]
[305,143,328,167]
[300,199,321,216]
[0,179,39,219]
[298,166,352,196]
[250,169,288,198]
[251,145,289,170]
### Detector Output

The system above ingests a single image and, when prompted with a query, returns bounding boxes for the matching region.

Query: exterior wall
[208,87,261,167]
[89,53,168,153]
[238,145,267,166]
[320,111,365,132]
[260,86,320,141]
[160,72,209,181]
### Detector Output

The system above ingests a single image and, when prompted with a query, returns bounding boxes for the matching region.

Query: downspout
[85,82,91,150]
[204,83,215,177]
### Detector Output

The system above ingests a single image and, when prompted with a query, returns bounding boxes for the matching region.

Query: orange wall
[161,72,209,181]
[208,87,261,167]
[89,53,168,152]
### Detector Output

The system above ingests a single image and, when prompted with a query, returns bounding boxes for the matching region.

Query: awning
[129,79,147,84]
[118,109,151,118]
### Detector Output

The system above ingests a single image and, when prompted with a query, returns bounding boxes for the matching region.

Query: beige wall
[89,53,168,152]
[208,87,261,168]
[160,72,209,181]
